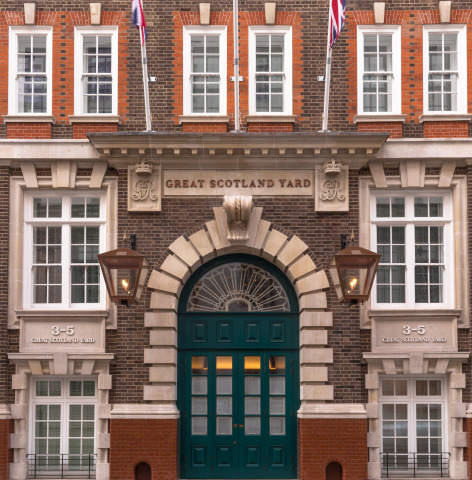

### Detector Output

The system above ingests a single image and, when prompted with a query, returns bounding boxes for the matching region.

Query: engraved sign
[163,170,314,196]
[21,320,105,353]
[372,317,457,353]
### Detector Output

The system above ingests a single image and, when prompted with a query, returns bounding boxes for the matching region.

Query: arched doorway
[177,254,299,479]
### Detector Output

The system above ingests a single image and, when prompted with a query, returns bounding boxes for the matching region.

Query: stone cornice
[378,138,472,164]
[87,131,389,169]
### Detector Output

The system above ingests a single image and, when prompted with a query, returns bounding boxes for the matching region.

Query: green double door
[181,350,297,479]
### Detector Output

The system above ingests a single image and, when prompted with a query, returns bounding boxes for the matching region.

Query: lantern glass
[328,245,380,304]
[98,248,149,305]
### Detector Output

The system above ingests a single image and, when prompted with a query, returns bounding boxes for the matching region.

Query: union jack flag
[132,0,147,45]
[329,0,346,48]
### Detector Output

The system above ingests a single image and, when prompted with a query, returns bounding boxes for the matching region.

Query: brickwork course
[0,0,471,479]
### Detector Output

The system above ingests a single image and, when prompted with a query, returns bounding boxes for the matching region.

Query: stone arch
[143,204,334,408]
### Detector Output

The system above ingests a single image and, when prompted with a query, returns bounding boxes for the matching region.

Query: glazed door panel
[181,351,296,479]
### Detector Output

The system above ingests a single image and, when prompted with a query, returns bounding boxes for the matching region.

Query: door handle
[233,424,238,428]
[239,424,244,428]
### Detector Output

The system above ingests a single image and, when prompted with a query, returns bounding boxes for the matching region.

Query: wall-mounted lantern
[328,235,381,305]
[97,235,150,306]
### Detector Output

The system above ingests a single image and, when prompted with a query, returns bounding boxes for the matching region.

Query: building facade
[0,1,471,480]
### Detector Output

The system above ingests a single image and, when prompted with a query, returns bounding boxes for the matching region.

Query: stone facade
[0,1,471,480]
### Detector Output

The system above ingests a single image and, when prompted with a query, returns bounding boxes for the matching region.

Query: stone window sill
[246,115,297,123]
[368,308,462,318]
[2,115,56,124]
[69,115,121,124]
[420,114,472,123]
[179,115,230,124]
[354,114,406,123]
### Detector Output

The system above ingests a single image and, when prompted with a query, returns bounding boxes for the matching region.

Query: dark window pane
[86,285,99,303]
[33,198,47,218]
[71,285,85,303]
[86,198,100,218]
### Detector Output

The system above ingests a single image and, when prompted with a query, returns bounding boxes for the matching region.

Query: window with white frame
[183,26,227,115]
[357,26,401,114]
[74,27,118,115]
[371,192,453,308]
[380,377,446,475]
[29,378,97,474]
[249,26,292,115]
[23,192,106,309]
[8,26,52,115]
[424,26,467,113]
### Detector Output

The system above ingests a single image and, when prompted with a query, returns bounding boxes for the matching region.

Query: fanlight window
[187,262,290,312]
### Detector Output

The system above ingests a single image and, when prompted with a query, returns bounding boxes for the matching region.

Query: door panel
[182,350,296,479]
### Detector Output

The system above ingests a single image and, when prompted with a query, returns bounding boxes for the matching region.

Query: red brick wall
[0,419,10,480]
[423,121,469,138]
[72,123,118,139]
[346,8,472,138]
[248,122,294,132]
[0,9,129,139]
[173,10,302,132]
[7,122,52,139]
[357,122,402,138]
[298,418,368,480]
[182,122,228,132]
[110,419,178,480]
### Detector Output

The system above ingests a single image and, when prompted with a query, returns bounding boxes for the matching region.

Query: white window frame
[29,377,98,466]
[423,25,467,114]
[379,376,447,468]
[357,25,401,115]
[370,191,454,309]
[248,26,292,116]
[74,26,118,116]
[183,26,227,116]
[8,26,53,115]
[23,191,107,310]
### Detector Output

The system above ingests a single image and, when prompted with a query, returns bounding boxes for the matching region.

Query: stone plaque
[163,170,314,196]
[372,317,457,353]
[128,164,161,211]
[314,162,349,211]
[21,319,105,353]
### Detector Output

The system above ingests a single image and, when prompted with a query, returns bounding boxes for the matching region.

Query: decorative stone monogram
[132,179,158,202]
[128,163,162,212]
[320,179,345,201]
[315,161,349,212]
[223,195,253,244]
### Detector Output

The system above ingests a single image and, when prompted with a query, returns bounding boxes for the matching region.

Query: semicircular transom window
[186,262,290,312]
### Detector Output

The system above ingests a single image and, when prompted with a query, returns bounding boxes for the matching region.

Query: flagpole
[233,0,240,131]
[321,1,332,132]
[139,2,152,131]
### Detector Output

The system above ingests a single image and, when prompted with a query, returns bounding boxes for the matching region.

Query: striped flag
[329,0,346,48]
[132,0,147,45]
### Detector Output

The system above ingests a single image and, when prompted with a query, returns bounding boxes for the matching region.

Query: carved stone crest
[128,163,161,212]
[315,161,349,212]
[223,195,253,244]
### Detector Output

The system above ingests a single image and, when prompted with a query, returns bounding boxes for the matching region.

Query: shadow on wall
[135,462,152,480]
[326,461,343,480]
